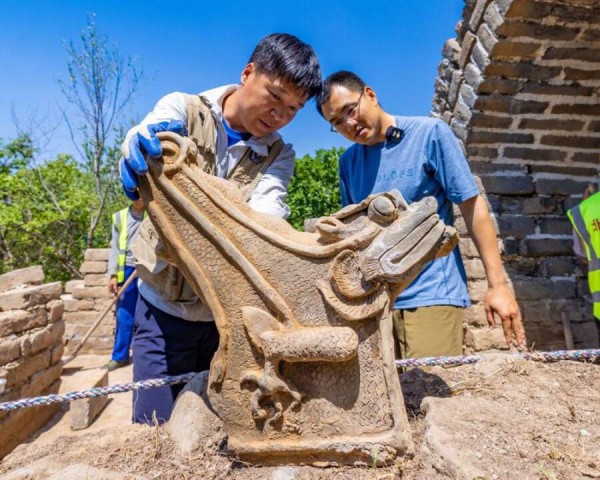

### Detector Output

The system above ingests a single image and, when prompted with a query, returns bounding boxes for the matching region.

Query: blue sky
[0,1,464,159]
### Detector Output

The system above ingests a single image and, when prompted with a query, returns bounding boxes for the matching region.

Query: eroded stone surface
[138,133,459,465]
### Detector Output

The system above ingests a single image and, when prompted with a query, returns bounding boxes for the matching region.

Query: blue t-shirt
[222,116,251,147]
[339,116,480,309]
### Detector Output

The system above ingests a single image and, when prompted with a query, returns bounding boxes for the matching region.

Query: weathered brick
[504,196,560,215]
[472,39,491,72]
[434,77,449,97]
[506,0,592,23]
[480,175,535,195]
[465,326,509,351]
[492,41,541,60]
[484,62,562,81]
[588,121,600,133]
[474,96,549,114]
[476,23,498,55]
[577,278,591,298]
[551,104,600,116]
[448,70,464,107]
[21,321,65,356]
[482,2,504,30]
[571,151,600,164]
[503,147,566,162]
[505,257,537,276]
[470,113,512,129]
[521,83,594,97]
[468,279,488,302]
[512,277,576,300]
[95,298,116,311]
[518,238,574,257]
[460,83,477,108]
[469,161,525,174]
[46,299,64,323]
[478,78,522,95]
[564,68,600,81]
[544,47,600,63]
[70,368,109,430]
[496,20,580,41]
[463,304,488,327]
[0,282,62,312]
[0,307,47,337]
[51,342,64,365]
[469,131,534,144]
[464,258,486,280]
[529,163,599,177]
[538,217,572,236]
[78,299,96,310]
[84,249,109,262]
[0,266,44,294]
[71,286,112,299]
[467,147,500,160]
[538,257,578,277]
[541,135,600,150]
[496,215,536,237]
[453,96,472,124]
[79,261,107,274]
[518,118,585,131]
[469,0,493,32]
[536,178,592,195]
[580,28,600,42]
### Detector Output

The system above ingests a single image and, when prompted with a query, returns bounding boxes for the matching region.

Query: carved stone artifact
[137,132,459,465]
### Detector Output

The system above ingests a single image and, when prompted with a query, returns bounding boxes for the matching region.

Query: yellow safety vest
[567,192,600,320]
[112,207,146,283]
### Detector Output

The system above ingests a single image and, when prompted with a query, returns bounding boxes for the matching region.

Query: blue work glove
[120,120,187,200]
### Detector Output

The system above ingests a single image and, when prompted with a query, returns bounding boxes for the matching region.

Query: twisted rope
[0,349,597,412]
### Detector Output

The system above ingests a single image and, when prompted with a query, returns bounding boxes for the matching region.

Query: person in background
[106,198,146,371]
[317,70,526,361]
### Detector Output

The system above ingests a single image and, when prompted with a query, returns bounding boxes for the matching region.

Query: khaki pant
[393,305,464,360]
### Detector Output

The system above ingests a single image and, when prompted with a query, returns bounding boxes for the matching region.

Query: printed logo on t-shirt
[377,168,414,183]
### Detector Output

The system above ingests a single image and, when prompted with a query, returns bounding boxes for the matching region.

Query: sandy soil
[0,354,598,480]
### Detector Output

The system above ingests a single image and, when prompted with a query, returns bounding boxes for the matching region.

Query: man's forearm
[459,195,506,286]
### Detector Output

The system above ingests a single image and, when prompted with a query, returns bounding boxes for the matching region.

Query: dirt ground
[0,354,598,480]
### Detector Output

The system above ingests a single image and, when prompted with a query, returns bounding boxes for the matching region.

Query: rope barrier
[0,349,598,413]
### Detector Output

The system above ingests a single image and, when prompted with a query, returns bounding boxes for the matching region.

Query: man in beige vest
[119,33,322,425]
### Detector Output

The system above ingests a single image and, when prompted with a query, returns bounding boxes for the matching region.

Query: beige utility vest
[133,93,284,304]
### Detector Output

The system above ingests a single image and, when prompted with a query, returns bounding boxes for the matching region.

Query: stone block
[464,304,488,327]
[0,282,62,312]
[529,164,598,178]
[465,326,509,351]
[480,175,535,195]
[68,368,109,430]
[482,1,504,30]
[79,261,107,274]
[464,258,486,280]
[64,280,84,294]
[503,147,566,162]
[0,266,44,294]
[0,307,47,337]
[463,62,483,89]
[21,362,63,399]
[572,152,600,164]
[442,38,461,64]
[84,273,109,287]
[518,238,574,257]
[476,23,497,54]
[496,215,535,238]
[71,286,112,300]
[572,321,600,349]
[505,257,537,276]
[581,28,600,42]
[46,299,64,323]
[537,217,572,235]
[469,130,534,145]
[448,70,463,107]
[469,0,492,32]
[50,342,64,365]
[517,118,585,131]
[512,277,576,301]
[551,104,600,116]
[471,39,490,71]
[64,311,105,326]
[459,31,477,68]
[84,249,109,262]
[458,238,479,258]
[459,83,477,108]
[589,120,600,133]
[468,280,488,303]
[3,350,51,388]
[95,298,116,311]
[0,337,21,366]
[564,68,600,81]
[21,321,65,356]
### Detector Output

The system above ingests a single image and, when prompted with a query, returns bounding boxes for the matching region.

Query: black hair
[316,70,366,116]
[249,33,322,100]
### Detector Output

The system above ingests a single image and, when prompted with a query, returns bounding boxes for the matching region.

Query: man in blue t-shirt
[317,71,526,358]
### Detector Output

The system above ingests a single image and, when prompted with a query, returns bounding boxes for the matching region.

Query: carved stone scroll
[137,132,459,465]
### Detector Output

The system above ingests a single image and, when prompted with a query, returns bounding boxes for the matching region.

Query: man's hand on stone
[484,282,527,350]
[120,120,187,200]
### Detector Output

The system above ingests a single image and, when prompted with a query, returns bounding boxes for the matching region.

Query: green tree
[0,137,95,281]
[286,147,344,230]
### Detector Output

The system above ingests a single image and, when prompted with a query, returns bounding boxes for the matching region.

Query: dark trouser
[131,295,219,425]
[111,265,138,362]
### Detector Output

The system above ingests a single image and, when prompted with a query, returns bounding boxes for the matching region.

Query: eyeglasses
[330,89,364,133]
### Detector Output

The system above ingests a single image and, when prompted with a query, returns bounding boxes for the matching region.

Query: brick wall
[62,249,114,354]
[432,0,600,350]
[0,266,65,458]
